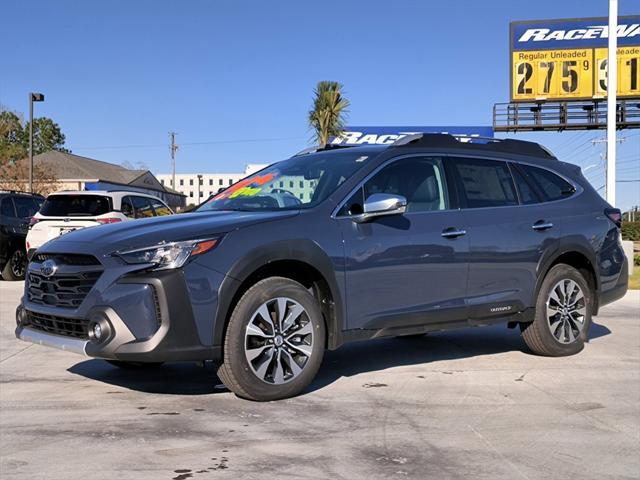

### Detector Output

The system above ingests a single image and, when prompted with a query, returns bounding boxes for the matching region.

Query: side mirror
[354,193,407,223]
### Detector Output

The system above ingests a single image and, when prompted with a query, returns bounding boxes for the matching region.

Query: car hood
[37,210,298,256]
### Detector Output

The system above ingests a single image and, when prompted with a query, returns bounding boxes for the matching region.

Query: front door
[337,155,469,331]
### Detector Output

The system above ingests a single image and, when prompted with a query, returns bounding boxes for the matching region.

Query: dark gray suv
[15,134,628,401]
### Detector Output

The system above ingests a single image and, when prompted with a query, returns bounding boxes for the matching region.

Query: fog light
[93,323,102,340]
[16,306,28,327]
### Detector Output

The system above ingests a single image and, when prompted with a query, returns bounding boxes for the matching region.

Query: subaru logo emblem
[40,259,58,278]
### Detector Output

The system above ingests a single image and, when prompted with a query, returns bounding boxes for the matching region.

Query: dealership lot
[1,280,638,480]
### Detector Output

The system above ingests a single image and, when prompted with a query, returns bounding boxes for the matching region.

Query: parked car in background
[15,134,628,401]
[0,191,44,280]
[26,191,173,257]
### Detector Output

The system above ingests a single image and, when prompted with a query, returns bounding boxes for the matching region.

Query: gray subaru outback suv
[16,134,628,401]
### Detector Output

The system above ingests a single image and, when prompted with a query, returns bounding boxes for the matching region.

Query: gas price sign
[510,16,640,102]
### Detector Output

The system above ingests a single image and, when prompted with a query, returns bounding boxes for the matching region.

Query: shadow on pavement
[67,321,611,396]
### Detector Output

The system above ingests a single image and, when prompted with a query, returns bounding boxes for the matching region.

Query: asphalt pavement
[1,280,638,480]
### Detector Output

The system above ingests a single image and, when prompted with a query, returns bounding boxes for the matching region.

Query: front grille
[26,311,88,339]
[28,270,102,308]
[32,253,101,266]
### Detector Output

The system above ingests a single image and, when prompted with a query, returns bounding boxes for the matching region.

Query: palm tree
[308,81,350,148]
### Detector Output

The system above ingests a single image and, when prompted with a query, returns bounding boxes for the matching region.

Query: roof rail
[292,143,356,157]
[391,133,557,159]
[0,190,45,197]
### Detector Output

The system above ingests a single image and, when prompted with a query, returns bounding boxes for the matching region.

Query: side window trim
[333,153,452,218]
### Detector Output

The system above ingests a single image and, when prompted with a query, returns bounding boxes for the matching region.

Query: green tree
[0,107,66,194]
[308,81,350,147]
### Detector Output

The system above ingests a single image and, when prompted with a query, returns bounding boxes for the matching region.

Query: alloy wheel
[546,279,586,344]
[11,250,26,278]
[244,297,313,384]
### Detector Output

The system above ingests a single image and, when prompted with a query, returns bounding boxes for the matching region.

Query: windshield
[196,150,372,212]
[40,195,112,217]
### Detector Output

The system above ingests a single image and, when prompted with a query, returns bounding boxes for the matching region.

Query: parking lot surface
[1,280,639,480]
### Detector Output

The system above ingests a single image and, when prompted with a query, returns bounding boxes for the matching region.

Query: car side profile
[26,190,173,257]
[15,134,628,401]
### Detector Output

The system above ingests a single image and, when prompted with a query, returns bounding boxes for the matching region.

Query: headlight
[114,237,220,270]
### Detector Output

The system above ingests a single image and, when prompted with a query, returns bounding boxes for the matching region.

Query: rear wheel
[1,249,26,281]
[217,277,326,401]
[521,264,592,356]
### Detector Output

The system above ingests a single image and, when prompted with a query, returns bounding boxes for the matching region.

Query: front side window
[197,151,371,212]
[337,156,448,216]
[132,196,154,218]
[452,158,517,208]
[520,164,575,201]
[150,199,172,216]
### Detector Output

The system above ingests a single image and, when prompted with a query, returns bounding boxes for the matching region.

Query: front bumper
[16,262,223,363]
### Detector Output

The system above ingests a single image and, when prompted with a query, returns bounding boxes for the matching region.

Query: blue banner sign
[330,126,494,146]
[512,16,640,51]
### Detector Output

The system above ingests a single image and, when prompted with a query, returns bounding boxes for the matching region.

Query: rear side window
[510,165,541,205]
[452,158,518,208]
[121,196,135,219]
[150,199,172,216]
[1,198,15,217]
[519,165,575,201]
[13,197,41,218]
[40,195,112,217]
[132,196,154,218]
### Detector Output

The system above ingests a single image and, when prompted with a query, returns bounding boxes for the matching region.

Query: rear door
[451,156,563,320]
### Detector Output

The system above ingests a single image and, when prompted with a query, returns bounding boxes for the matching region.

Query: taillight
[605,208,622,228]
[96,217,123,225]
[29,217,40,226]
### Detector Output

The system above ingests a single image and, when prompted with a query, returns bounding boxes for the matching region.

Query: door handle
[441,227,467,238]
[532,220,553,231]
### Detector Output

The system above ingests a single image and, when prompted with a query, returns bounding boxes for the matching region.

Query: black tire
[521,264,593,357]
[217,277,326,401]
[1,249,26,281]
[106,360,164,369]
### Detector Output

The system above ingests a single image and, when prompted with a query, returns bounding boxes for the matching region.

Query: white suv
[26,190,173,255]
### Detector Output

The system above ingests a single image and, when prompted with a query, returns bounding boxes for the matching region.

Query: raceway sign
[330,126,494,146]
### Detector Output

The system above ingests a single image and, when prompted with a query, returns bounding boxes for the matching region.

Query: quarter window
[510,165,541,205]
[452,158,518,208]
[519,164,575,201]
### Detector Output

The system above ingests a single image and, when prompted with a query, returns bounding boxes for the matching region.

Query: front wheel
[521,264,593,356]
[1,249,26,281]
[217,277,326,401]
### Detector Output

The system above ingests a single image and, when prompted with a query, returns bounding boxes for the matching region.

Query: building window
[190,179,194,186]
[199,178,203,186]
[189,192,193,197]
[219,179,223,186]
[229,179,233,185]
[209,179,213,186]
[160,179,164,185]
[180,179,184,186]
[299,181,304,188]
[279,181,284,188]
[299,194,304,200]
[199,191,203,197]
[289,181,294,188]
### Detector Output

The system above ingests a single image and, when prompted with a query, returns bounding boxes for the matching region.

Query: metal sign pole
[606,0,618,205]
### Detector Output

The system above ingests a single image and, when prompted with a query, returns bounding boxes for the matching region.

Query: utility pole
[591,136,625,197]
[169,132,178,191]
[606,0,618,205]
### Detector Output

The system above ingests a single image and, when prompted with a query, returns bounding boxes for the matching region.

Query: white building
[156,164,269,205]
